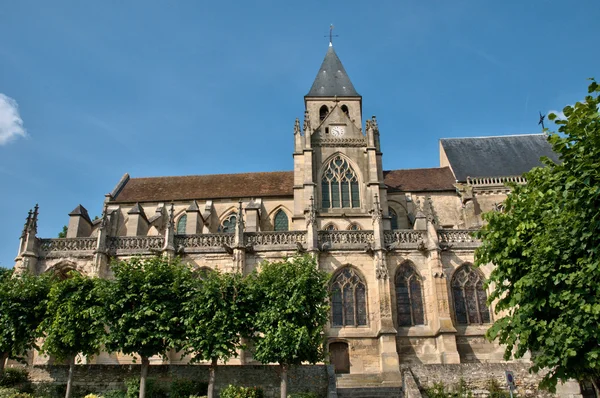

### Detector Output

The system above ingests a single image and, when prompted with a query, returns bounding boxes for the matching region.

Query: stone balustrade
[383,230,427,249]
[174,233,235,253]
[318,230,375,250]
[107,236,164,254]
[437,229,480,249]
[39,237,97,255]
[245,231,306,249]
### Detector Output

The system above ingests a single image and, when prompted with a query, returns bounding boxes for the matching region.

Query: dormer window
[320,105,329,121]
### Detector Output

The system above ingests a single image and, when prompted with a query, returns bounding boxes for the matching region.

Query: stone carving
[175,234,235,249]
[303,110,311,134]
[245,231,306,246]
[437,230,479,243]
[293,118,300,135]
[40,238,97,252]
[383,230,426,245]
[370,194,383,223]
[108,236,164,252]
[305,196,317,227]
[312,137,367,147]
[318,230,375,247]
[375,260,389,280]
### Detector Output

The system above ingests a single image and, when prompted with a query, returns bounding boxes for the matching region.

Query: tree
[0,268,52,371]
[57,226,68,239]
[38,272,106,398]
[250,255,330,398]
[181,270,254,398]
[475,79,600,393]
[104,256,192,398]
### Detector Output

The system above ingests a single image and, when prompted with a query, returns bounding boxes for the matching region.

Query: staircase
[336,373,403,398]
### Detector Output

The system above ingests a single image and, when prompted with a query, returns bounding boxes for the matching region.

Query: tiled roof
[113,167,456,204]
[441,134,559,182]
[384,167,456,192]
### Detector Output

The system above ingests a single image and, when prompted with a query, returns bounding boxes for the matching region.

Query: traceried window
[218,213,237,233]
[395,263,425,326]
[274,209,289,231]
[176,214,187,235]
[321,156,360,209]
[331,268,368,327]
[348,223,361,231]
[451,264,491,325]
[324,223,337,231]
[320,105,329,121]
[389,209,398,230]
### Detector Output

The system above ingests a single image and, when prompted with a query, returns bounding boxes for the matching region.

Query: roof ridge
[384,166,449,173]
[441,133,546,140]
[129,170,294,180]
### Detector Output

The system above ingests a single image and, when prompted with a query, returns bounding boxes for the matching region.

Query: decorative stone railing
[467,175,526,187]
[174,234,235,252]
[383,230,426,247]
[437,229,480,248]
[318,230,374,250]
[245,231,306,249]
[108,236,164,254]
[39,237,97,254]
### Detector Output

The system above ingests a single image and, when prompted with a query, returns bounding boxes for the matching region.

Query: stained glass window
[451,264,491,325]
[219,213,237,233]
[321,156,360,209]
[348,224,361,231]
[325,224,337,231]
[176,214,187,235]
[390,209,398,230]
[274,210,289,231]
[395,263,425,326]
[330,268,368,327]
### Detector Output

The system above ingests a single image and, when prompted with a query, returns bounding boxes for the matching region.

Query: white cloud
[0,93,27,145]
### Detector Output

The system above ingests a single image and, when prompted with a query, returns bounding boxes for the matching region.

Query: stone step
[337,387,403,398]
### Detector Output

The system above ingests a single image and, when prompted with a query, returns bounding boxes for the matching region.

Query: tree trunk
[591,378,600,397]
[0,352,8,372]
[207,358,217,398]
[139,356,150,398]
[65,356,75,398]
[280,364,288,398]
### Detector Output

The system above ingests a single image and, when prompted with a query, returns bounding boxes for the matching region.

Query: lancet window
[395,263,425,326]
[331,268,368,327]
[451,264,491,325]
[218,213,237,234]
[321,156,360,209]
[341,104,349,118]
[320,105,329,121]
[274,210,289,231]
[389,209,398,230]
[176,214,187,235]
[324,223,337,231]
[348,223,361,231]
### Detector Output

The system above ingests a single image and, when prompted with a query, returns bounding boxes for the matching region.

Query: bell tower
[292,42,389,229]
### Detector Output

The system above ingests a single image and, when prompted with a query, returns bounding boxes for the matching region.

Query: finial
[31,204,39,232]
[303,110,311,133]
[538,111,546,130]
[100,204,109,229]
[22,209,32,237]
[168,202,175,228]
[374,194,380,210]
[294,118,300,135]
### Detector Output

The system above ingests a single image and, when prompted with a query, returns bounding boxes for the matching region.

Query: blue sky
[0,0,598,266]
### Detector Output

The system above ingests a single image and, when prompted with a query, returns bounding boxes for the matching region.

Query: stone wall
[27,364,331,398]
[406,363,583,398]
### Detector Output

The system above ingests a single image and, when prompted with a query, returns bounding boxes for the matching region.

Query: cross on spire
[326,24,338,46]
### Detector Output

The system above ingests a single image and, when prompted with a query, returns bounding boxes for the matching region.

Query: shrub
[169,379,207,398]
[424,380,474,398]
[0,387,21,398]
[102,390,127,398]
[124,378,167,398]
[219,385,264,398]
[0,369,29,388]
[487,379,512,398]
[287,393,320,398]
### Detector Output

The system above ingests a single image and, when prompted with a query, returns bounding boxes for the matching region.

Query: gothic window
[395,263,425,326]
[320,105,329,121]
[451,264,491,325]
[324,223,337,231]
[274,209,289,231]
[218,213,237,233]
[176,214,187,235]
[347,223,361,231]
[321,156,360,209]
[331,268,368,327]
[341,105,349,117]
[390,208,398,230]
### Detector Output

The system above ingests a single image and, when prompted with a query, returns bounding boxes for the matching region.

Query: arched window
[451,264,491,325]
[324,223,337,231]
[395,263,425,326]
[347,223,361,231]
[218,213,237,233]
[341,105,349,118]
[274,209,289,231]
[319,105,329,121]
[389,209,398,230]
[177,214,187,235]
[331,268,368,327]
[322,156,360,209]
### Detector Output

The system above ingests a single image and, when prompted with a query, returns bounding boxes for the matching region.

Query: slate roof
[306,45,360,97]
[441,134,559,182]
[112,167,456,204]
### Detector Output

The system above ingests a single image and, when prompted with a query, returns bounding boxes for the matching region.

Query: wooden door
[329,342,350,374]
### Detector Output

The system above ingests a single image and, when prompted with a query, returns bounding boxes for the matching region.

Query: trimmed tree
[38,272,107,398]
[182,270,254,398]
[104,256,192,398]
[250,255,330,398]
[0,268,52,371]
[475,79,600,393]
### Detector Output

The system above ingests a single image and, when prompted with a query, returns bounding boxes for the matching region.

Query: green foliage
[486,379,511,398]
[168,379,207,398]
[101,391,127,398]
[0,269,53,363]
[0,387,21,398]
[27,383,93,398]
[249,255,330,366]
[104,256,193,360]
[0,369,28,387]
[287,393,320,398]
[38,272,106,362]
[219,385,263,398]
[57,226,68,239]
[181,270,253,364]
[124,378,166,398]
[475,79,600,391]
[423,380,473,398]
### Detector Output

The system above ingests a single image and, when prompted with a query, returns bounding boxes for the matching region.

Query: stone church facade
[14,44,560,377]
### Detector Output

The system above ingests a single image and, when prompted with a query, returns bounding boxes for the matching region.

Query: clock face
[330,125,345,137]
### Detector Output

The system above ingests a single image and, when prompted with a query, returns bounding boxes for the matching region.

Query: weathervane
[325,24,338,45]
[538,111,546,129]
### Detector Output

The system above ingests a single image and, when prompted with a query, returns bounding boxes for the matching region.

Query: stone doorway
[329,342,350,374]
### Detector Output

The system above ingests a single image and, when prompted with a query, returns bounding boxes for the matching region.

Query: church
[14,42,559,379]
